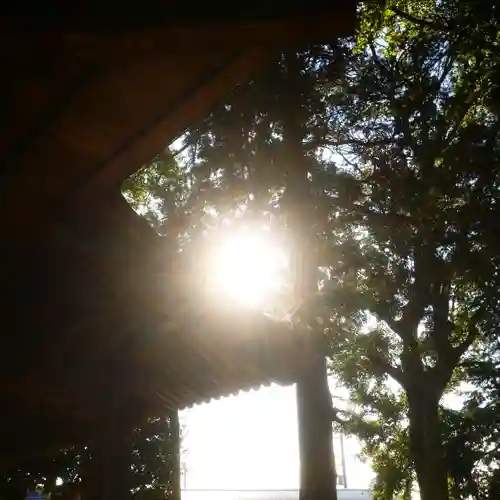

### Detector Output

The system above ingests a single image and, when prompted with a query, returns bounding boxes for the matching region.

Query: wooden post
[85,423,132,500]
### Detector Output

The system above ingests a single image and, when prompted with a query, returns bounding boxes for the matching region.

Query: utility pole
[281,51,337,500]
[181,461,188,490]
[339,433,347,488]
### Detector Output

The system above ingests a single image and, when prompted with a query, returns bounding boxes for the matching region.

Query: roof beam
[1,10,355,64]
[0,1,353,33]
[69,9,355,206]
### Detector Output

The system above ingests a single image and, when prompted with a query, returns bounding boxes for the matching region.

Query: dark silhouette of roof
[0,1,357,462]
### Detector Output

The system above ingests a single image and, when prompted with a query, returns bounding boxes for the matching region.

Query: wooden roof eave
[0,7,357,241]
[0,5,359,459]
[1,11,355,65]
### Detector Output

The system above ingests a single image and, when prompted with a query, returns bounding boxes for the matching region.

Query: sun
[208,228,286,308]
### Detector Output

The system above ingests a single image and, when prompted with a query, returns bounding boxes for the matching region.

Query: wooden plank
[0,10,356,73]
[0,52,236,238]
[0,9,357,241]
[71,48,272,206]
[0,2,354,34]
[5,11,355,64]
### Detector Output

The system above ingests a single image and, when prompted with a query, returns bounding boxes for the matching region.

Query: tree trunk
[297,345,336,500]
[408,396,449,500]
[281,50,338,500]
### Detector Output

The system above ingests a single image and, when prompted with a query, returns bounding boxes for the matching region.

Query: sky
[180,383,375,491]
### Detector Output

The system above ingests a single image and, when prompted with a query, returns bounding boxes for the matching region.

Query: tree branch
[433,325,480,392]
[453,325,479,360]
[331,406,352,426]
[312,137,397,149]
[335,204,417,231]
[389,7,452,31]
[369,352,406,387]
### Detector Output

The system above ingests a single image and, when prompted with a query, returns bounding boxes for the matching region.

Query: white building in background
[182,490,371,500]
[181,433,372,500]
[181,431,370,497]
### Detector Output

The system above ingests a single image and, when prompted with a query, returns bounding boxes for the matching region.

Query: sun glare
[209,228,286,308]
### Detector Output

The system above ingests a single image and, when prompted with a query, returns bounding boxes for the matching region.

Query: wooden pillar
[85,423,132,500]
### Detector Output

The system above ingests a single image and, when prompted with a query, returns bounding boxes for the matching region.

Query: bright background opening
[182,222,374,491]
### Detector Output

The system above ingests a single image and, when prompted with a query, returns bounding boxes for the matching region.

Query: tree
[180,46,348,500]
[309,2,500,498]
[122,149,191,238]
[441,335,500,498]
[280,50,338,500]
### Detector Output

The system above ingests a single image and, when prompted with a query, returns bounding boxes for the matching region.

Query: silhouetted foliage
[0,414,182,500]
